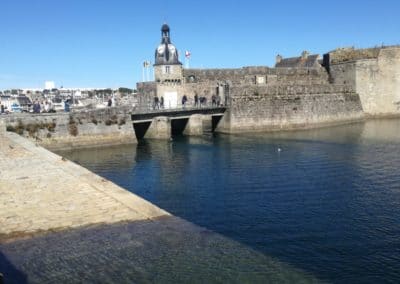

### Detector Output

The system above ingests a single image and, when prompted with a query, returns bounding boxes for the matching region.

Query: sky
[1,0,399,90]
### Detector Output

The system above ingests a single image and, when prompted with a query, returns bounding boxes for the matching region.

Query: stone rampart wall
[1,107,137,150]
[217,85,364,132]
[329,46,400,115]
[327,47,381,64]
[180,66,331,106]
[183,67,329,86]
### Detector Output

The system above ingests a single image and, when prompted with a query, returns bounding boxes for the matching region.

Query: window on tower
[165,66,170,74]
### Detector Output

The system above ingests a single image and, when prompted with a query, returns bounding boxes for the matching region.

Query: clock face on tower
[157,45,165,55]
[168,45,176,54]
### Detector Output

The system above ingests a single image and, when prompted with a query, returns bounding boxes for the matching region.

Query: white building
[45,81,55,90]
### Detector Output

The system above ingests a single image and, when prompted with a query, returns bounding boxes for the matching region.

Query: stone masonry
[327,46,400,116]
[0,130,169,242]
[137,24,400,132]
[216,85,363,133]
[2,107,137,151]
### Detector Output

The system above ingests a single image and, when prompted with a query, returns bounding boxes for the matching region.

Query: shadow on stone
[0,216,320,283]
[0,251,28,284]
[171,118,189,136]
[133,121,151,140]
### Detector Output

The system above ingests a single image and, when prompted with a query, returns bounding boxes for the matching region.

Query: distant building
[45,81,55,90]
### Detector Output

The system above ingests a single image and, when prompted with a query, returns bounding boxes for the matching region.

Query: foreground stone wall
[217,85,364,132]
[1,107,137,150]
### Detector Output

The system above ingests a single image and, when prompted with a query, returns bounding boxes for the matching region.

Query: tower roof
[161,24,170,32]
[154,24,182,66]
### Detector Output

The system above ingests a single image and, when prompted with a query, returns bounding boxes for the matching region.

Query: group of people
[194,93,208,107]
[152,93,224,110]
[32,100,55,113]
[153,96,164,110]
[194,93,222,107]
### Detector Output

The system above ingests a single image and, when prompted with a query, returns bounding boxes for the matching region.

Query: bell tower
[152,24,184,109]
[154,24,183,84]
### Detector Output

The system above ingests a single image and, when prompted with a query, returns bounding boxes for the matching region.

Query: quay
[0,122,169,242]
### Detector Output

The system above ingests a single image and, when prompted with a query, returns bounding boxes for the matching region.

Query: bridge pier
[0,120,6,134]
[183,114,204,136]
[131,107,227,140]
[202,115,213,133]
[144,116,171,140]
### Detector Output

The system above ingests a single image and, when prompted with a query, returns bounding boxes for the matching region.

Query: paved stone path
[0,130,169,241]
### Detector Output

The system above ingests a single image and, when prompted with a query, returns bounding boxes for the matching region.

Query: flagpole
[146,61,150,81]
[142,62,145,82]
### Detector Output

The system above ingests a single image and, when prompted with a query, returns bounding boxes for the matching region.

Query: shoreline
[0,131,169,243]
[2,113,400,151]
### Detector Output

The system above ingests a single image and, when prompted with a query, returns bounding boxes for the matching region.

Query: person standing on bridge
[182,95,187,108]
[194,93,199,107]
[153,96,159,110]
[212,94,216,106]
[160,96,164,109]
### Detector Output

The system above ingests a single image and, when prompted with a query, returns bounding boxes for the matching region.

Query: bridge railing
[133,101,227,114]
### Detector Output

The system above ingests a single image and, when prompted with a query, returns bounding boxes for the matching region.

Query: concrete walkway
[0,129,169,241]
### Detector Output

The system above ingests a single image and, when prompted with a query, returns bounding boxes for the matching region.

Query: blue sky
[1,0,399,90]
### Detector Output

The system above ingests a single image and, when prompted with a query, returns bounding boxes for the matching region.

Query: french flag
[185,50,191,58]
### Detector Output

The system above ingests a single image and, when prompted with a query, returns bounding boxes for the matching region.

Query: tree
[118,87,133,94]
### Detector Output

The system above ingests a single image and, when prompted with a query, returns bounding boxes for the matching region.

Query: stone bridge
[131,106,227,139]
[0,106,227,150]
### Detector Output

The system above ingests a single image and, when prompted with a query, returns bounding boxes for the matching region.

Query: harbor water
[2,118,399,283]
[61,118,400,283]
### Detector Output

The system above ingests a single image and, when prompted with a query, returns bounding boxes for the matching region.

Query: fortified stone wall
[328,46,400,115]
[138,64,333,109]
[137,82,157,106]
[2,107,137,150]
[216,84,364,132]
[327,47,380,64]
[183,67,330,86]
[136,45,400,135]
[181,66,332,106]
